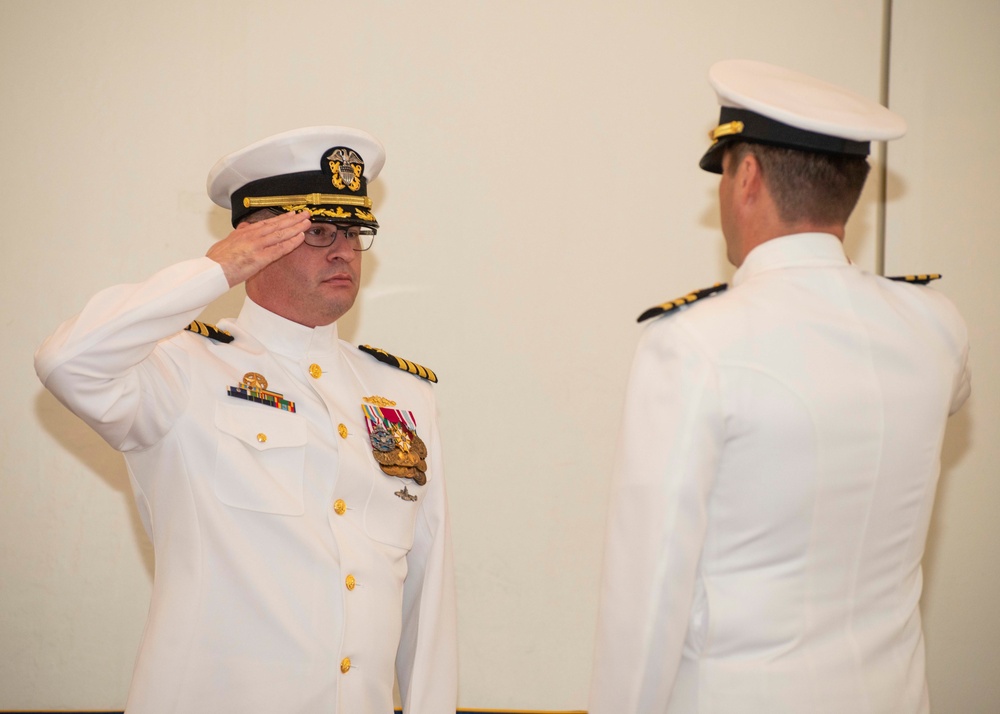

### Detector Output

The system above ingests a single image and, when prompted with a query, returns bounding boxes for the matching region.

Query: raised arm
[35,211,311,451]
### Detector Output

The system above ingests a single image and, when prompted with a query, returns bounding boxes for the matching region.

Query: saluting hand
[206,211,312,287]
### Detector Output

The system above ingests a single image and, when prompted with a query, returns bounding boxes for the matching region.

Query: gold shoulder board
[637,283,728,323]
[359,345,438,383]
[887,273,941,285]
[185,320,234,343]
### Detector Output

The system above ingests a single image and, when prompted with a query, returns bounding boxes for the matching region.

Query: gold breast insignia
[364,395,397,407]
[227,372,296,412]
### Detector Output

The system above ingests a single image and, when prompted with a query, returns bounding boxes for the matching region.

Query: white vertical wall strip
[875,0,894,276]
[886,1,1000,711]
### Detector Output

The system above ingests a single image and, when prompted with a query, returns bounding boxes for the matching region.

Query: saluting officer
[35,126,457,714]
[589,61,970,714]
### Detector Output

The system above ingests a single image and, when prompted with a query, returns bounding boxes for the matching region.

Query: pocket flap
[215,401,307,451]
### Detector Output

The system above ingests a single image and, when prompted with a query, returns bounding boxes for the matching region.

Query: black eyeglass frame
[302,222,377,251]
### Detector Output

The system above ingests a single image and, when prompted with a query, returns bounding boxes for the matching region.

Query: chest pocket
[213,401,307,515]
[363,471,428,550]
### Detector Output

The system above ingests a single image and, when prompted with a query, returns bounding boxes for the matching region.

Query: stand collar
[732,233,848,287]
[235,296,340,358]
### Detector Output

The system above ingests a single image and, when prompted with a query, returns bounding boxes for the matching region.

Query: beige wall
[886,0,1000,708]
[1,0,994,710]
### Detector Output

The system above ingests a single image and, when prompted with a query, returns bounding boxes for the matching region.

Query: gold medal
[379,464,428,486]
[373,432,427,465]
[371,449,424,468]
[362,401,429,487]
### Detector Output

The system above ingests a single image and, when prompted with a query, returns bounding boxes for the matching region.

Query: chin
[324,298,358,324]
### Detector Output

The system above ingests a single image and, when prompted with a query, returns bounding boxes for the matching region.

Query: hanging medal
[362,398,428,486]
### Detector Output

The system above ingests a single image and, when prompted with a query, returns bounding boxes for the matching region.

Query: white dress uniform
[589,233,970,713]
[34,256,457,714]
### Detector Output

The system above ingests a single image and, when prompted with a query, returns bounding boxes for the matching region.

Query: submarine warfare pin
[394,486,419,502]
[362,401,428,488]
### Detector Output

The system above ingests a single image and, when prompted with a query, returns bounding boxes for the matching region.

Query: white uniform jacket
[589,233,970,714]
[35,257,457,714]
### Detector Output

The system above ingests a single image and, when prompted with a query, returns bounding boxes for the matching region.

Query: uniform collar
[732,232,848,287]
[236,296,341,358]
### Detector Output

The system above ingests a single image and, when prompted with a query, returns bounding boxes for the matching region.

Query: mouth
[322,273,354,285]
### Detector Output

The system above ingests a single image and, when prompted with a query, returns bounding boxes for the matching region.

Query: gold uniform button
[333,499,347,516]
[256,433,267,443]
[337,423,348,439]
[345,574,356,591]
[309,363,323,379]
[340,657,351,674]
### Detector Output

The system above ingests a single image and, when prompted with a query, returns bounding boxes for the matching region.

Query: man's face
[248,221,363,327]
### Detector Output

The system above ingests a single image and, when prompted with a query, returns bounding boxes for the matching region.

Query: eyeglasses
[302,223,377,251]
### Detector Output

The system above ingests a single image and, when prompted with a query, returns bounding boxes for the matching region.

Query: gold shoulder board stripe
[637,283,728,323]
[359,345,438,383]
[887,273,941,285]
[185,320,234,343]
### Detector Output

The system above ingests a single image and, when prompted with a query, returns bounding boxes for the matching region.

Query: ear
[734,152,765,206]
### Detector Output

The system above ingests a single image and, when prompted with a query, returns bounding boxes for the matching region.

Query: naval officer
[589,60,971,713]
[35,126,457,714]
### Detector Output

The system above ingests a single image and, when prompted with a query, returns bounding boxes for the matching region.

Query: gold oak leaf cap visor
[206,125,386,228]
[699,59,907,174]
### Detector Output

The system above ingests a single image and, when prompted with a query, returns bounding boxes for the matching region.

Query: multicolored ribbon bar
[362,403,416,430]
[227,374,296,412]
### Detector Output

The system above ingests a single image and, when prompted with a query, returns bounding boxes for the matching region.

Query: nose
[324,235,357,261]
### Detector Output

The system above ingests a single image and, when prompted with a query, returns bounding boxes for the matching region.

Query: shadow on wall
[32,389,155,579]
[921,400,974,595]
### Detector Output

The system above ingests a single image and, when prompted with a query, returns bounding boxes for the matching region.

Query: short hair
[725,142,871,226]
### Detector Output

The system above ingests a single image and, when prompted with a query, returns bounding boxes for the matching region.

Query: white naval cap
[699,59,907,173]
[206,126,386,227]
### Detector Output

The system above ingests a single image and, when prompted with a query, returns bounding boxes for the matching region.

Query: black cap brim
[699,107,871,174]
